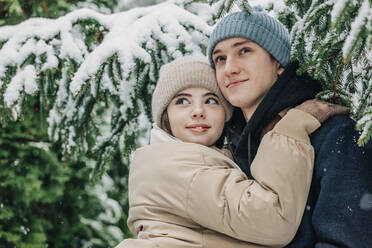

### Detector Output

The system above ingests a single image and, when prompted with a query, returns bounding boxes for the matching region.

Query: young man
[207,10,372,248]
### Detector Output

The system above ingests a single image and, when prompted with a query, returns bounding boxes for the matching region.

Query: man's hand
[295,99,350,123]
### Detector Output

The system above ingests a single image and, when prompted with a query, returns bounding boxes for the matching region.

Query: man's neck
[241,103,260,121]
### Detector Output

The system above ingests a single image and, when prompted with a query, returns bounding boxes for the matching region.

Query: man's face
[212,37,284,119]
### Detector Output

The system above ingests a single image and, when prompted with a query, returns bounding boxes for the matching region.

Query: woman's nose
[191,105,205,119]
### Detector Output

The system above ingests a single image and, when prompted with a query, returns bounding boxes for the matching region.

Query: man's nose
[224,57,240,76]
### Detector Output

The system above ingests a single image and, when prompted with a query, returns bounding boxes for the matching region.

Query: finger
[332,105,350,115]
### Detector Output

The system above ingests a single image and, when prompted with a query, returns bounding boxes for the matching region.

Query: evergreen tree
[0,0,213,178]
[0,1,139,247]
[0,0,370,245]
[215,0,371,145]
[117,0,166,11]
[0,0,369,175]
[0,0,120,26]
[283,0,371,146]
[0,98,123,248]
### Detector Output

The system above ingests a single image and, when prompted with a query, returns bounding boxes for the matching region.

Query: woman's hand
[295,99,350,123]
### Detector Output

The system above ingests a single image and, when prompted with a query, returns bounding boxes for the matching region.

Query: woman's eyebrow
[173,92,218,98]
[173,93,191,98]
[204,92,218,98]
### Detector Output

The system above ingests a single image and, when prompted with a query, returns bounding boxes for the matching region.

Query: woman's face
[212,37,284,120]
[166,87,225,147]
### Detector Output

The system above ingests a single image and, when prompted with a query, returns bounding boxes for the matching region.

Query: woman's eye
[175,98,189,105]
[205,98,219,105]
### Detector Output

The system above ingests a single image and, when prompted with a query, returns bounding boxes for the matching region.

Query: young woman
[115,56,348,248]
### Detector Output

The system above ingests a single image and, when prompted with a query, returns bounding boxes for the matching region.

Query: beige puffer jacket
[116,109,320,248]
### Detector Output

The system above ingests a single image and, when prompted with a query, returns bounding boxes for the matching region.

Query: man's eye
[240,47,251,54]
[205,97,219,104]
[214,56,225,64]
[175,98,189,105]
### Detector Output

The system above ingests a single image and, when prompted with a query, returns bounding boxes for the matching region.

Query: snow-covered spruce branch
[288,0,372,145]
[0,2,212,177]
[207,0,372,144]
[0,0,370,177]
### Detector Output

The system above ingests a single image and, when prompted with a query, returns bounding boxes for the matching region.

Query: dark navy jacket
[224,61,372,247]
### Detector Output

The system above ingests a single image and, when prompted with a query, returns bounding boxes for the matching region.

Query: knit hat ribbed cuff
[207,11,291,68]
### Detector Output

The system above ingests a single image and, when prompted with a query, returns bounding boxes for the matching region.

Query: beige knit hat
[151,55,233,128]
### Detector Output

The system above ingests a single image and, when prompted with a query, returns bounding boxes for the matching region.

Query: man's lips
[227,79,247,88]
[187,124,210,133]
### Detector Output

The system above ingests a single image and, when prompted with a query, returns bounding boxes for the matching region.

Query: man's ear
[278,66,285,75]
[275,61,284,75]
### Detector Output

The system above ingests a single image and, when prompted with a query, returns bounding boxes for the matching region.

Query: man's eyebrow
[212,48,222,56]
[212,40,253,55]
[233,40,253,47]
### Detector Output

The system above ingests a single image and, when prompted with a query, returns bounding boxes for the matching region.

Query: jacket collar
[150,123,180,144]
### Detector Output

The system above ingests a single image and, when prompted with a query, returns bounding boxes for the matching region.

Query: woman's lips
[187,124,210,133]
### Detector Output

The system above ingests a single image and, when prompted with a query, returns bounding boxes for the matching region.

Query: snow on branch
[288,0,372,146]
[0,0,370,177]
[0,1,212,178]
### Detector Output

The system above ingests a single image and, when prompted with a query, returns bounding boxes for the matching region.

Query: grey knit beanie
[152,56,233,128]
[207,11,291,67]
